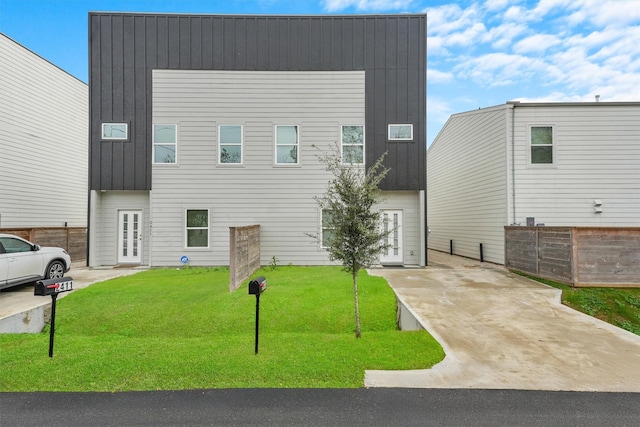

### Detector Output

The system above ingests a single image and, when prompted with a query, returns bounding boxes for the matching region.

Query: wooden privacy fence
[229,225,261,292]
[505,226,640,288]
[0,227,87,264]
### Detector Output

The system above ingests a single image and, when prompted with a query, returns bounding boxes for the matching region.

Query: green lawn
[515,273,640,336]
[0,266,444,391]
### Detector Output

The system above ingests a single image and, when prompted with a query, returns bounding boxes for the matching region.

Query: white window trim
[341,125,365,165]
[185,208,210,249]
[274,124,300,166]
[388,124,413,141]
[153,124,178,165]
[218,124,244,166]
[102,123,128,141]
[528,124,556,167]
[320,209,335,249]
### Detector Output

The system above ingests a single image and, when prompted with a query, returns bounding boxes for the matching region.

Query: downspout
[510,102,517,224]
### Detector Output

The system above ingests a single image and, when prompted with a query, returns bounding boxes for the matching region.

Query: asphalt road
[2,388,639,426]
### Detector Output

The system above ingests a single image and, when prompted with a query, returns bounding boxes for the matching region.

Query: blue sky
[1,0,638,146]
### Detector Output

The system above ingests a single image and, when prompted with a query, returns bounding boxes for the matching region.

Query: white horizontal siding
[427,106,508,264]
[0,34,87,228]
[90,191,150,267]
[512,105,640,227]
[378,191,423,266]
[150,70,389,266]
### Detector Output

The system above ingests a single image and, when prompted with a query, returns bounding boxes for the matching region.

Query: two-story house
[0,33,87,230]
[88,13,427,268]
[427,101,640,264]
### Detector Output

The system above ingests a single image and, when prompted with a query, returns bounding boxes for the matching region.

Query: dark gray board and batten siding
[89,13,427,192]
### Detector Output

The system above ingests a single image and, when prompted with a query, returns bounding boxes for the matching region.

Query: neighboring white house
[427,101,640,264]
[0,33,88,228]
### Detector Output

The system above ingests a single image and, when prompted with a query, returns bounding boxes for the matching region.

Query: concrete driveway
[366,251,640,391]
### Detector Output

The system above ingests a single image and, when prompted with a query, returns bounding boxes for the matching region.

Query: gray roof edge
[88,11,427,18]
[506,100,640,107]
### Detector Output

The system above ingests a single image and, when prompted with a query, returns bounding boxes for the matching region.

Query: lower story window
[321,209,335,248]
[186,209,209,248]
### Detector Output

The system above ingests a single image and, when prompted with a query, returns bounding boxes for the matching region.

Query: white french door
[118,210,142,264]
[380,209,403,265]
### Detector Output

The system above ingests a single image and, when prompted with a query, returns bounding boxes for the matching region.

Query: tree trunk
[353,269,361,338]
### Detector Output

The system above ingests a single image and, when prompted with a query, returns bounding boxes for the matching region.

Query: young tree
[310,145,391,338]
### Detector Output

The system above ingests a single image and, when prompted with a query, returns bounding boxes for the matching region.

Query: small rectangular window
[341,125,364,164]
[186,209,209,248]
[530,126,553,164]
[321,209,335,248]
[219,125,243,164]
[102,123,128,140]
[153,124,177,164]
[275,125,299,165]
[388,124,413,141]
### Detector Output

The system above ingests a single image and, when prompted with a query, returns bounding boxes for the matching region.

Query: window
[186,209,209,248]
[321,210,335,248]
[219,125,243,164]
[153,124,177,164]
[388,124,413,141]
[102,123,128,140]
[275,125,298,164]
[341,125,364,164]
[0,237,32,253]
[530,126,553,164]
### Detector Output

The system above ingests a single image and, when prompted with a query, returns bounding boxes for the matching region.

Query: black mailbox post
[34,277,73,357]
[248,276,266,354]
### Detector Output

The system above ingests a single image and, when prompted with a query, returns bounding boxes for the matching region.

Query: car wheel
[46,260,65,279]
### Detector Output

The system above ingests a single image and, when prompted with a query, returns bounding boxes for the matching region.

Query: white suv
[0,234,71,290]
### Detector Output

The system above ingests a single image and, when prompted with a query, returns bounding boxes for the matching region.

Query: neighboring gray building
[0,33,88,228]
[427,101,640,264]
[88,13,427,268]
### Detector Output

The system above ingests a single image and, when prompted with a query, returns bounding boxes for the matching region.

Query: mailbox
[33,276,73,357]
[248,276,266,295]
[34,277,73,296]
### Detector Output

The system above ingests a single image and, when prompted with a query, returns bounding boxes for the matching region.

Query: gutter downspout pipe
[509,102,518,225]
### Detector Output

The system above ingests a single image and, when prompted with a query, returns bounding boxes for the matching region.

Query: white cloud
[513,33,561,54]
[454,52,553,87]
[427,68,454,83]
[322,0,413,12]
[427,36,449,56]
[446,22,488,47]
[426,3,481,36]
[484,0,512,12]
[485,22,529,50]
[572,0,640,28]
[503,5,526,22]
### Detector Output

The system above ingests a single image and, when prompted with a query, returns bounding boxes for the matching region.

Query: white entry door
[380,210,403,265]
[118,210,142,264]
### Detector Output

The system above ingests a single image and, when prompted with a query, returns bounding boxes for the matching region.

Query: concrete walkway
[366,251,640,391]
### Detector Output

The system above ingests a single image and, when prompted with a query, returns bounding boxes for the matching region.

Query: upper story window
[219,125,243,164]
[341,125,364,165]
[185,209,209,248]
[530,126,554,164]
[275,125,299,165]
[153,124,177,164]
[102,123,128,140]
[388,124,413,141]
